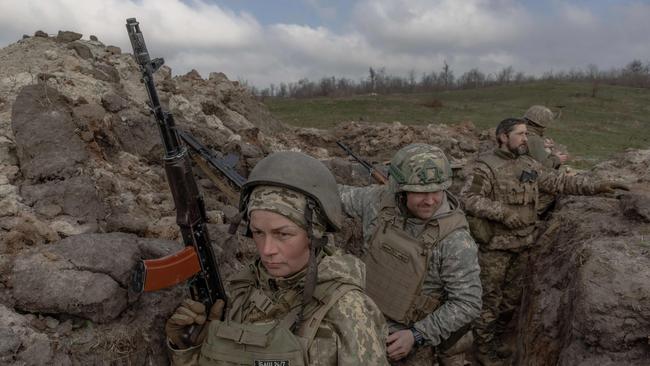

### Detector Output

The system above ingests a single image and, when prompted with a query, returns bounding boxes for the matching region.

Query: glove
[503,210,526,229]
[595,181,630,194]
[166,298,225,349]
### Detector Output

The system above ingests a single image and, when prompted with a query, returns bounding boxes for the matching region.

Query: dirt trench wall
[517,150,650,366]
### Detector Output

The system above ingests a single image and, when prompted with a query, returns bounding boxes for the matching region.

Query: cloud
[557,2,597,27]
[353,0,529,51]
[0,0,649,87]
[0,0,261,49]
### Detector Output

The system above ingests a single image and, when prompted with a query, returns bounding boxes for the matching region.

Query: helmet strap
[227,211,245,235]
[291,198,327,332]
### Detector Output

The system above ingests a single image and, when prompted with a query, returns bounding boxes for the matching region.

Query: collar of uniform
[494,148,518,160]
[255,259,306,291]
[254,251,325,291]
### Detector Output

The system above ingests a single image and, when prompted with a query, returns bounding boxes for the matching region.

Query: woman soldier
[165,151,389,366]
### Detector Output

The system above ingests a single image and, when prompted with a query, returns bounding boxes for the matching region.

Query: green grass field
[264,81,650,168]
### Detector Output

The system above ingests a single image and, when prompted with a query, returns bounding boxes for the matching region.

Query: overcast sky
[1,0,649,87]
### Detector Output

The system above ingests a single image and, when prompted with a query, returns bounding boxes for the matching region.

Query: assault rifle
[178,130,245,205]
[336,141,389,184]
[126,18,226,314]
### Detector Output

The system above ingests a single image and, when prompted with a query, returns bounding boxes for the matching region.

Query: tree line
[245,60,650,99]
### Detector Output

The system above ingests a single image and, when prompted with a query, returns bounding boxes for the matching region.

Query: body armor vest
[362,191,468,326]
[468,152,539,249]
[197,262,358,365]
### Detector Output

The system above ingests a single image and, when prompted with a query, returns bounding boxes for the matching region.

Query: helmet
[388,143,452,192]
[523,105,553,127]
[240,151,342,317]
[239,151,342,233]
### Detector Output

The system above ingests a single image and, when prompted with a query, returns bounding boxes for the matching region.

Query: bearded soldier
[461,118,628,366]
[165,151,390,366]
[339,143,482,366]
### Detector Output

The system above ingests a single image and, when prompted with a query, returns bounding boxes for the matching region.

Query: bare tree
[497,66,514,84]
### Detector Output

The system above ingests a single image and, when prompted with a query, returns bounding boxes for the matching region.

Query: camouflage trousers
[536,191,557,217]
[390,345,435,366]
[474,248,530,354]
[389,331,473,366]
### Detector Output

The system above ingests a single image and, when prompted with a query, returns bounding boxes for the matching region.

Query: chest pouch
[199,282,356,366]
[199,311,308,366]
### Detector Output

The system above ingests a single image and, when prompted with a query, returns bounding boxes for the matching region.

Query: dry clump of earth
[0,30,647,365]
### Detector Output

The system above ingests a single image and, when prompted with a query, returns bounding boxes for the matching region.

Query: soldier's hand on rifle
[166,298,225,349]
[503,210,526,229]
[595,181,630,194]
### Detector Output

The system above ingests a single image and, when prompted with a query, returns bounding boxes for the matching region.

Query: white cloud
[0,0,649,87]
[353,0,529,50]
[0,0,261,49]
[557,2,597,28]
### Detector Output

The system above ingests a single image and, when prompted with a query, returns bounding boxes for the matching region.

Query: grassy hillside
[264,81,650,168]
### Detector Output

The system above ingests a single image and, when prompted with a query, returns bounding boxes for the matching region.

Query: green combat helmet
[523,105,554,127]
[239,151,343,234]
[237,151,344,322]
[388,143,452,192]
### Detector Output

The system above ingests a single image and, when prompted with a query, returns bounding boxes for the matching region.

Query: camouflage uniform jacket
[169,248,389,366]
[461,148,597,250]
[338,184,482,347]
[526,124,560,169]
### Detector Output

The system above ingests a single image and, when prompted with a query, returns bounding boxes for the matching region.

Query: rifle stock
[126,18,227,312]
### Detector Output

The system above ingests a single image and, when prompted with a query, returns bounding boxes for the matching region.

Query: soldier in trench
[164,151,390,365]
[460,117,628,366]
[523,105,568,171]
[523,105,568,216]
[339,143,483,366]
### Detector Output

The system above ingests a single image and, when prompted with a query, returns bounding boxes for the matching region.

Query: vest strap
[214,323,269,347]
[250,289,274,314]
[299,283,358,349]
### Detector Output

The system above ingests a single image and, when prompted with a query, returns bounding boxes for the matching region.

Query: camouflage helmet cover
[239,151,343,232]
[388,143,452,192]
[523,105,553,127]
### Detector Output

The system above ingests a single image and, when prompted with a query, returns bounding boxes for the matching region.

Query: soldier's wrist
[410,328,425,347]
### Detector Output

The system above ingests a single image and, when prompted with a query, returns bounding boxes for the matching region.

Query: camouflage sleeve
[338,184,383,220]
[460,164,510,222]
[413,230,482,346]
[168,342,200,366]
[338,184,384,245]
[527,135,557,169]
[319,290,390,366]
[538,169,597,195]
